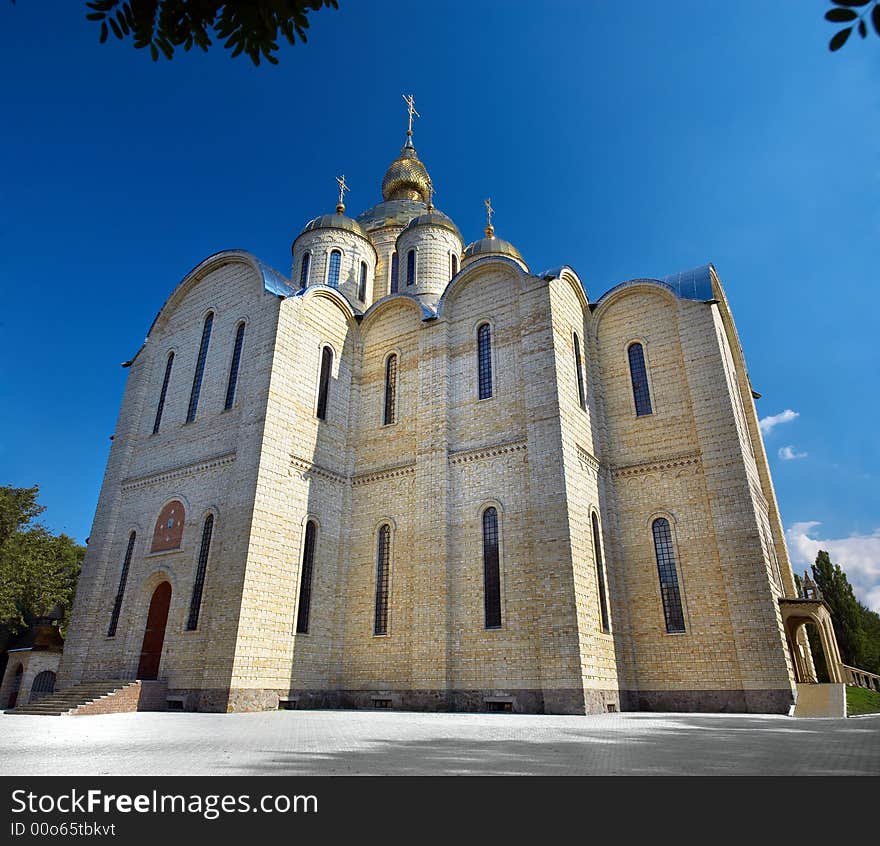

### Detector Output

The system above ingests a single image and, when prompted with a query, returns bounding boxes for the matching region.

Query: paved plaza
[1,710,878,776]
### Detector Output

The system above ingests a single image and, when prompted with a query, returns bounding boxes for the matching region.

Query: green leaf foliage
[826,0,880,51]
[85,0,339,65]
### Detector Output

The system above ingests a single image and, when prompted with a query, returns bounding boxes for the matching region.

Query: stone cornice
[121,452,237,492]
[448,439,528,466]
[352,462,417,487]
[611,450,701,479]
[576,444,601,474]
[290,455,348,485]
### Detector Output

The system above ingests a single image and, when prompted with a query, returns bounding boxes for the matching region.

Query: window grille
[186,514,214,630]
[224,323,245,410]
[186,313,213,422]
[383,354,398,425]
[477,323,493,399]
[295,521,317,634]
[108,532,136,636]
[374,525,391,635]
[652,517,685,633]
[152,352,174,434]
[628,342,653,416]
[482,507,501,628]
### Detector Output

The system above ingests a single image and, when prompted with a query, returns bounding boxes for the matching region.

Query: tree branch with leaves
[826,0,880,50]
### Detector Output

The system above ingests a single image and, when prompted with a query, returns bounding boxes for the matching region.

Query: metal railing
[841,664,880,692]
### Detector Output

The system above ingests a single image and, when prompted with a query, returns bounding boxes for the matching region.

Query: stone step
[9,680,141,715]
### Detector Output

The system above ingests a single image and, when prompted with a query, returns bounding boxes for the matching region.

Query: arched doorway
[137,582,172,680]
[779,598,844,684]
[29,670,56,703]
[7,664,23,709]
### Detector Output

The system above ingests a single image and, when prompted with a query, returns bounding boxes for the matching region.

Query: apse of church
[56,97,802,714]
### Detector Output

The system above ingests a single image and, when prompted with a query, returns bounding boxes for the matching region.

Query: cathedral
[54,99,807,715]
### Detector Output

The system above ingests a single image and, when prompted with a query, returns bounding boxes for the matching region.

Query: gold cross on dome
[335,174,350,207]
[427,177,435,209]
[484,197,495,235]
[402,93,420,136]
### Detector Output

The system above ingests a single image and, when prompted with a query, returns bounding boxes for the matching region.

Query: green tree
[84,0,339,65]
[826,0,880,51]
[811,549,867,668]
[0,486,85,664]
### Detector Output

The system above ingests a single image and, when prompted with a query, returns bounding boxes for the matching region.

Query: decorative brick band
[448,439,528,466]
[611,450,701,479]
[576,444,601,474]
[121,452,237,492]
[352,462,416,487]
[290,455,348,485]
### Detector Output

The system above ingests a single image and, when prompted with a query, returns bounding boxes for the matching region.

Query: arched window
[627,342,653,416]
[383,353,398,425]
[406,249,416,286]
[374,524,391,635]
[477,323,493,400]
[151,500,185,552]
[316,346,333,420]
[651,517,685,633]
[295,520,317,634]
[224,322,246,411]
[108,531,136,637]
[390,251,399,293]
[591,512,610,632]
[450,252,458,279]
[299,251,311,289]
[186,312,213,423]
[574,333,587,411]
[327,249,341,288]
[152,351,174,434]
[482,507,502,628]
[358,261,368,302]
[186,514,214,630]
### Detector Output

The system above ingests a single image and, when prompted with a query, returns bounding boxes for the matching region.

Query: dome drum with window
[393,211,463,307]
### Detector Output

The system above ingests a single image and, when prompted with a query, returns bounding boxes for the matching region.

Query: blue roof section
[595,264,715,304]
[257,258,296,298]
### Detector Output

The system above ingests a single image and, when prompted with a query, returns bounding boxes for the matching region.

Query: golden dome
[462,235,524,264]
[381,140,431,203]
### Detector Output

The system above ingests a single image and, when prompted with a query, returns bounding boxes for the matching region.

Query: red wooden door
[137,582,172,680]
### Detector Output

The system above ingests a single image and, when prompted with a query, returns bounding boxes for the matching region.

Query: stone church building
[54,111,808,715]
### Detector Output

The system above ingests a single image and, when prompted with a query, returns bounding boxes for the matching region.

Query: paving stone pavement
[1,711,878,776]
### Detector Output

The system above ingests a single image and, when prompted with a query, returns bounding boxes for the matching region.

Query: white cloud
[778,445,808,461]
[785,521,880,613]
[759,408,799,435]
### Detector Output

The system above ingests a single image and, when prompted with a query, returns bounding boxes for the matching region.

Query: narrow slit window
[108,532,136,637]
[574,333,587,411]
[152,352,174,434]
[186,312,213,423]
[327,249,341,288]
[450,253,458,279]
[406,249,416,286]
[186,514,214,630]
[374,524,391,635]
[652,517,685,633]
[224,322,245,410]
[358,261,368,302]
[390,251,399,293]
[316,346,333,420]
[627,342,653,416]
[477,323,493,400]
[482,507,502,628]
[592,512,610,632]
[295,521,317,634]
[299,252,311,289]
[383,353,398,425]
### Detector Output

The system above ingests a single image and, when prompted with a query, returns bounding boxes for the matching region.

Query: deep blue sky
[2,2,878,606]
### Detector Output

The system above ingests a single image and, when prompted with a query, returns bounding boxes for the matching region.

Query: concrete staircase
[7,680,167,716]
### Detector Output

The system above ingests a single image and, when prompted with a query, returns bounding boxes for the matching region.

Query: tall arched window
[358,261,368,302]
[390,251,399,293]
[316,346,333,420]
[295,520,317,634]
[152,351,174,434]
[224,322,246,410]
[108,531,136,637]
[186,312,213,423]
[627,342,653,416]
[383,353,398,425]
[374,524,391,635]
[299,252,311,289]
[186,514,214,630]
[327,249,341,288]
[406,249,416,286]
[477,323,493,400]
[591,512,610,632]
[573,333,587,411]
[651,517,685,633]
[450,252,458,279]
[482,507,502,628]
